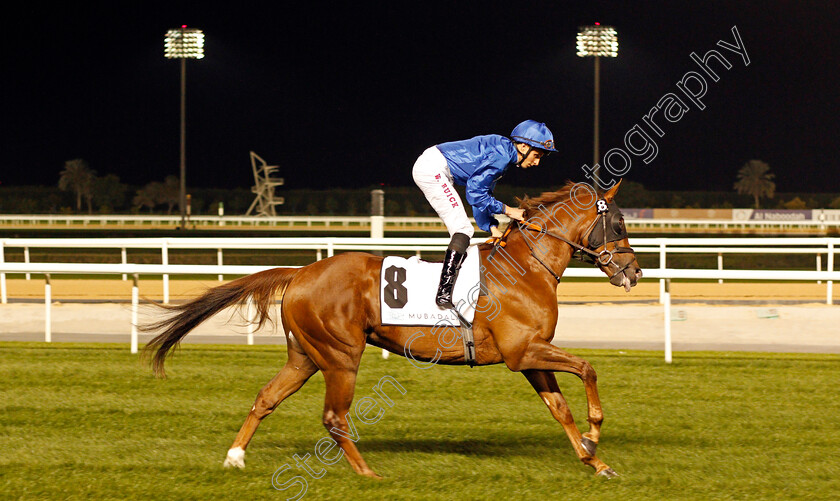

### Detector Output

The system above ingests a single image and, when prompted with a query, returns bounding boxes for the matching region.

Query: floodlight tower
[164,26,205,229]
[576,24,618,188]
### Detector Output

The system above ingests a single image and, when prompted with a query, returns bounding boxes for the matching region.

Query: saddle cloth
[380,245,482,326]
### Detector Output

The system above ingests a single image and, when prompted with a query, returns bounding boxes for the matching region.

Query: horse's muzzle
[609,265,643,292]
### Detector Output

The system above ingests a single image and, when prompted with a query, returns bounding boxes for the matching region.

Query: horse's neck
[487,227,575,285]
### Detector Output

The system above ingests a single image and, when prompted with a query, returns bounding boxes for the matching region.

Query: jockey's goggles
[511,136,555,153]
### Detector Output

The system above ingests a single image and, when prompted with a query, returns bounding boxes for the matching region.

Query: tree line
[0,158,836,215]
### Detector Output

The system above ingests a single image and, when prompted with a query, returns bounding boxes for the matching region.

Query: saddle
[379,246,484,366]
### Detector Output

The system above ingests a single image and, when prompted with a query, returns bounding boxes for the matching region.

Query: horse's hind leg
[321,368,381,479]
[223,348,318,468]
[522,369,617,478]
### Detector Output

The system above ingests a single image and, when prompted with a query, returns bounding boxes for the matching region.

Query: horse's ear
[603,179,622,202]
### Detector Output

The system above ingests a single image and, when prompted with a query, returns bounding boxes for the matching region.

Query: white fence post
[0,241,6,304]
[162,241,170,304]
[717,253,724,284]
[121,248,127,281]
[246,295,255,346]
[24,247,30,280]
[663,278,672,364]
[217,248,224,281]
[131,274,139,354]
[44,274,51,343]
[817,254,822,285]
[659,241,666,304]
[828,241,834,305]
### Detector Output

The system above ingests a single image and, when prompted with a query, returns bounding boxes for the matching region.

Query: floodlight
[165,27,205,59]
[164,26,205,230]
[575,25,618,188]
[576,25,618,58]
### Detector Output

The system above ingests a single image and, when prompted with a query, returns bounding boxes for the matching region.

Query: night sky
[3,1,838,193]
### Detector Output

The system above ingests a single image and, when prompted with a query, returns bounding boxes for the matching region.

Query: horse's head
[580,180,643,292]
[518,180,642,291]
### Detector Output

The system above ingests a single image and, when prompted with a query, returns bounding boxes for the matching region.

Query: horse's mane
[516,180,581,219]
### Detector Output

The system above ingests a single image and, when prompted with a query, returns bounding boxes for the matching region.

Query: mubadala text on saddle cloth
[582,25,750,190]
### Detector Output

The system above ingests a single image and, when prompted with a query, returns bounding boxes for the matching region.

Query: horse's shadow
[271,434,557,458]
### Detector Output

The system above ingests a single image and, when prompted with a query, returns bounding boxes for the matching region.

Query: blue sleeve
[465,164,506,232]
[473,209,500,233]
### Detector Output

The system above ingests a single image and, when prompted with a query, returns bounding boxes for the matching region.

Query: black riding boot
[435,248,466,308]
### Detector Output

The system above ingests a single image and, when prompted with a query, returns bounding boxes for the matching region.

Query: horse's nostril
[635,268,643,279]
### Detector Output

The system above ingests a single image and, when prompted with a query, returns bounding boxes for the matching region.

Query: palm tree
[93,174,128,212]
[58,159,95,212]
[133,182,163,213]
[734,159,775,209]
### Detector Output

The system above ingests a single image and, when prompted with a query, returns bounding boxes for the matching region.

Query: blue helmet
[511,120,557,152]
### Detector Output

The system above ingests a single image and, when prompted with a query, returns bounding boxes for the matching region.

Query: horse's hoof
[596,467,619,479]
[223,457,245,469]
[223,447,245,469]
[580,437,597,457]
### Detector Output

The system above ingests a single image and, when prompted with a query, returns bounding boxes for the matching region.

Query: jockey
[412,119,557,309]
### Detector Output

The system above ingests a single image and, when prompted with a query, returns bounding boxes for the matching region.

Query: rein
[488,201,635,283]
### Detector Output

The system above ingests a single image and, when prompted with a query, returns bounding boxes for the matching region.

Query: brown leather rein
[487,204,635,283]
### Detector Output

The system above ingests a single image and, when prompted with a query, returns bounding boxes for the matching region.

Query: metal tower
[245,151,285,216]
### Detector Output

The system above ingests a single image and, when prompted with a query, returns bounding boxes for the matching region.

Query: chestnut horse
[143,180,641,478]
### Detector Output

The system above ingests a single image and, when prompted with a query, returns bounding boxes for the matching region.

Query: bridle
[488,198,635,283]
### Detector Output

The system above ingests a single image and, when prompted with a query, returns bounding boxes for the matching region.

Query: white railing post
[327,239,334,258]
[24,247,30,280]
[246,295,255,345]
[0,241,6,304]
[162,241,170,304]
[717,253,724,284]
[131,274,139,354]
[659,241,666,304]
[217,248,224,281]
[371,189,384,239]
[45,274,51,343]
[663,278,672,363]
[828,241,834,305]
[817,254,822,285]
[121,248,127,281]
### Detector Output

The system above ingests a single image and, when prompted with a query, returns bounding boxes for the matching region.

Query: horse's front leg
[503,336,615,477]
[522,369,616,477]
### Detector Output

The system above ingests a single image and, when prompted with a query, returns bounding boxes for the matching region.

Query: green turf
[1,342,838,500]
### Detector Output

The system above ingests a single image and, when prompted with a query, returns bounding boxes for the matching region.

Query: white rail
[1,236,838,362]
[2,236,838,303]
[1,213,840,232]
[1,262,839,362]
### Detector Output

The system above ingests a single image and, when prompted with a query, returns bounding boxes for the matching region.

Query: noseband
[490,199,635,283]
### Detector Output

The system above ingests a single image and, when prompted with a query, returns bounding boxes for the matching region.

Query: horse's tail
[142,267,299,378]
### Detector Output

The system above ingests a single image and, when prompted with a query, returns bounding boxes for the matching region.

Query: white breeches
[412,146,474,238]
